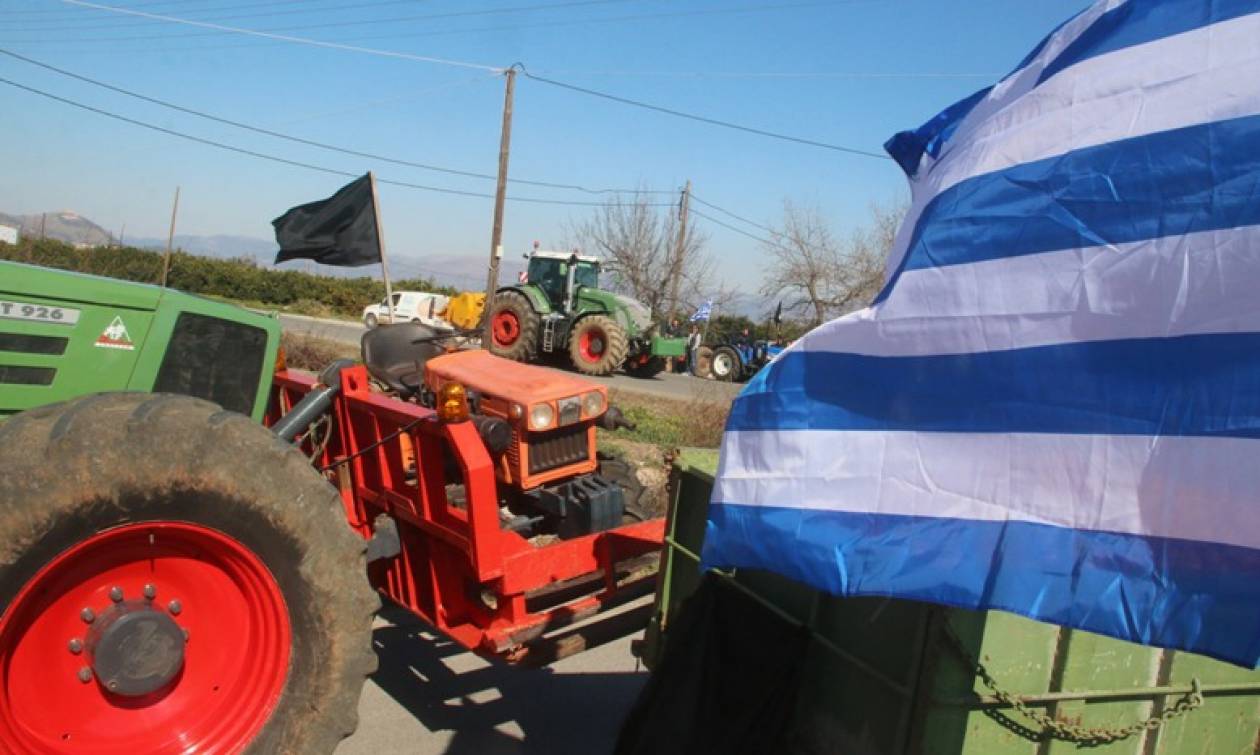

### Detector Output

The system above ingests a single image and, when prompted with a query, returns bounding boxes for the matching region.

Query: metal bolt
[107,680,118,691]
[183,628,190,642]
[79,608,94,624]
[142,584,156,600]
[76,667,92,684]
[109,586,123,603]
[68,638,82,655]
[167,600,182,616]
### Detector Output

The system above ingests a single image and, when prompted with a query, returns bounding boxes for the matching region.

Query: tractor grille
[527,424,590,475]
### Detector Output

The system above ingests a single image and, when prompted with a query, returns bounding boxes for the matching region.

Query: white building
[0,225,17,245]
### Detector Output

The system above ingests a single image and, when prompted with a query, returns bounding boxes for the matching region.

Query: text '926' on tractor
[0,260,665,754]
[487,247,686,377]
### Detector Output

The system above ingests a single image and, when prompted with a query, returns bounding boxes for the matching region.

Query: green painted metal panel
[650,335,687,357]
[499,284,552,314]
[1,262,280,421]
[648,463,1260,755]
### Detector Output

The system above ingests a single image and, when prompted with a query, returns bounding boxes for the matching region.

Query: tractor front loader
[0,261,663,754]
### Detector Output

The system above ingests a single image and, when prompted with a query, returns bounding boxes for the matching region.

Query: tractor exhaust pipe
[271,359,356,442]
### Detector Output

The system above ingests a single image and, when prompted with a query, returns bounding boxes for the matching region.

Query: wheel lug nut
[106,680,118,691]
[143,584,156,600]
[183,628,190,642]
[68,638,82,655]
[109,587,123,603]
[80,608,94,624]
[168,600,182,616]
[77,667,92,684]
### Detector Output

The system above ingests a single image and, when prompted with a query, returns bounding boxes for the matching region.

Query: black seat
[361,322,448,396]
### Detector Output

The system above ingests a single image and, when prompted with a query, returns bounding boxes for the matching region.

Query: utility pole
[118,223,126,249]
[481,66,516,347]
[667,180,691,320]
[160,186,181,288]
[39,213,46,240]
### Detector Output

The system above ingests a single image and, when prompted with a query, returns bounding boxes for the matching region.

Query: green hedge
[0,239,458,317]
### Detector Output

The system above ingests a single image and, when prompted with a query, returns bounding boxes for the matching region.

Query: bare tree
[760,200,906,326]
[569,191,710,319]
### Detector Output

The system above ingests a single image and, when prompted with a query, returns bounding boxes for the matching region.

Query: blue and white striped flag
[702,0,1260,667]
[689,299,713,322]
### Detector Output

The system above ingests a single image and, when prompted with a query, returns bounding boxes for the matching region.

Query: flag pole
[368,171,396,324]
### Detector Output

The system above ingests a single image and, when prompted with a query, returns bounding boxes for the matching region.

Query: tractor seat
[361,322,449,396]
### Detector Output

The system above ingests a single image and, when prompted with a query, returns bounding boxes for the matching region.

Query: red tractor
[0,271,663,754]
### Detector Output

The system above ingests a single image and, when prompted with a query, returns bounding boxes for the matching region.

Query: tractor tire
[625,355,667,379]
[0,393,378,755]
[710,346,742,382]
[598,457,650,523]
[488,290,540,363]
[694,345,714,379]
[364,312,378,329]
[568,315,628,376]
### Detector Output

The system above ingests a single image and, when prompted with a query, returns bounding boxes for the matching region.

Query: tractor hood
[610,293,654,332]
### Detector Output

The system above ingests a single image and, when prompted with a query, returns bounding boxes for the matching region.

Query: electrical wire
[0,76,676,207]
[0,48,672,195]
[689,195,778,235]
[12,0,634,34]
[689,208,775,245]
[54,0,504,72]
[520,69,891,159]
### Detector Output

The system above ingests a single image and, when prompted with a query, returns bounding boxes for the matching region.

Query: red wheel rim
[578,328,606,363]
[0,522,290,754]
[492,310,520,347]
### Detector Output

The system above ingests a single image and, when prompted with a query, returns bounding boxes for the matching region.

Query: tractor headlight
[581,391,605,417]
[529,403,555,431]
[510,402,525,420]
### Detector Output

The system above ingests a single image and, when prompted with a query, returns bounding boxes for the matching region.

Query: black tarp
[272,174,381,267]
[616,574,811,755]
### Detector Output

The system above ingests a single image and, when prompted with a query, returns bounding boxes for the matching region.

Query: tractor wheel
[625,355,667,379]
[710,346,742,381]
[488,291,540,362]
[694,346,714,379]
[0,393,378,755]
[364,312,378,329]
[598,457,650,523]
[568,315,628,376]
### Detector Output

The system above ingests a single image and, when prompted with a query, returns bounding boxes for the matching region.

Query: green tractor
[487,249,686,377]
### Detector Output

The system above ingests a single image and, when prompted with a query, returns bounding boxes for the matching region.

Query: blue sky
[0,0,1090,291]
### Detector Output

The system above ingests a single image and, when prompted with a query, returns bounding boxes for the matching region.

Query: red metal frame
[270,367,664,662]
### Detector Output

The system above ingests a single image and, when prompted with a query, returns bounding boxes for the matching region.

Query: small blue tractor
[707,339,785,382]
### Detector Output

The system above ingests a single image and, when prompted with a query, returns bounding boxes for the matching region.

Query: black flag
[773,301,782,325]
[272,174,381,267]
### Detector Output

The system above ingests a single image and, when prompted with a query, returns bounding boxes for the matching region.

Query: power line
[689,195,777,235]
[689,208,774,245]
[56,0,503,72]
[0,76,676,208]
[520,69,891,159]
[0,48,671,195]
[12,0,633,34]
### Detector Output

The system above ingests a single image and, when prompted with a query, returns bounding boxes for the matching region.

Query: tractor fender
[495,285,552,315]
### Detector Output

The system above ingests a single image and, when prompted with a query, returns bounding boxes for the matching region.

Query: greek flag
[689,300,713,323]
[702,0,1260,667]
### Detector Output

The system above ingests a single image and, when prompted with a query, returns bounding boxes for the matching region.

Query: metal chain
[939,619,1204,745]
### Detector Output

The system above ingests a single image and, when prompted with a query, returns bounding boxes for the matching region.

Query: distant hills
[0,211,113,247]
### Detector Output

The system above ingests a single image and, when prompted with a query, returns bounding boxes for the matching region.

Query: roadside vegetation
[1,239,456,319]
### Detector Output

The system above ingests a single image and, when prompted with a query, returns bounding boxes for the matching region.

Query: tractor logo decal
[95,316,136,351]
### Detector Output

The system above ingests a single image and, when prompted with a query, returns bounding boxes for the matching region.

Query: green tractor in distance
[487,248,686,377]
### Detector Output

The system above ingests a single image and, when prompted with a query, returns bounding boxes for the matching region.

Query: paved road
[336,608,647,755]
[279,314,743,403]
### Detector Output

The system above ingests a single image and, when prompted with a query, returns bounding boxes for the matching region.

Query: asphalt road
[278,313,743,403]
[335,608,648,755]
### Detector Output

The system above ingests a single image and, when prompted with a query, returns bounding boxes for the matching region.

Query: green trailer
[0,260,281,421]
[639,455,1260,754]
